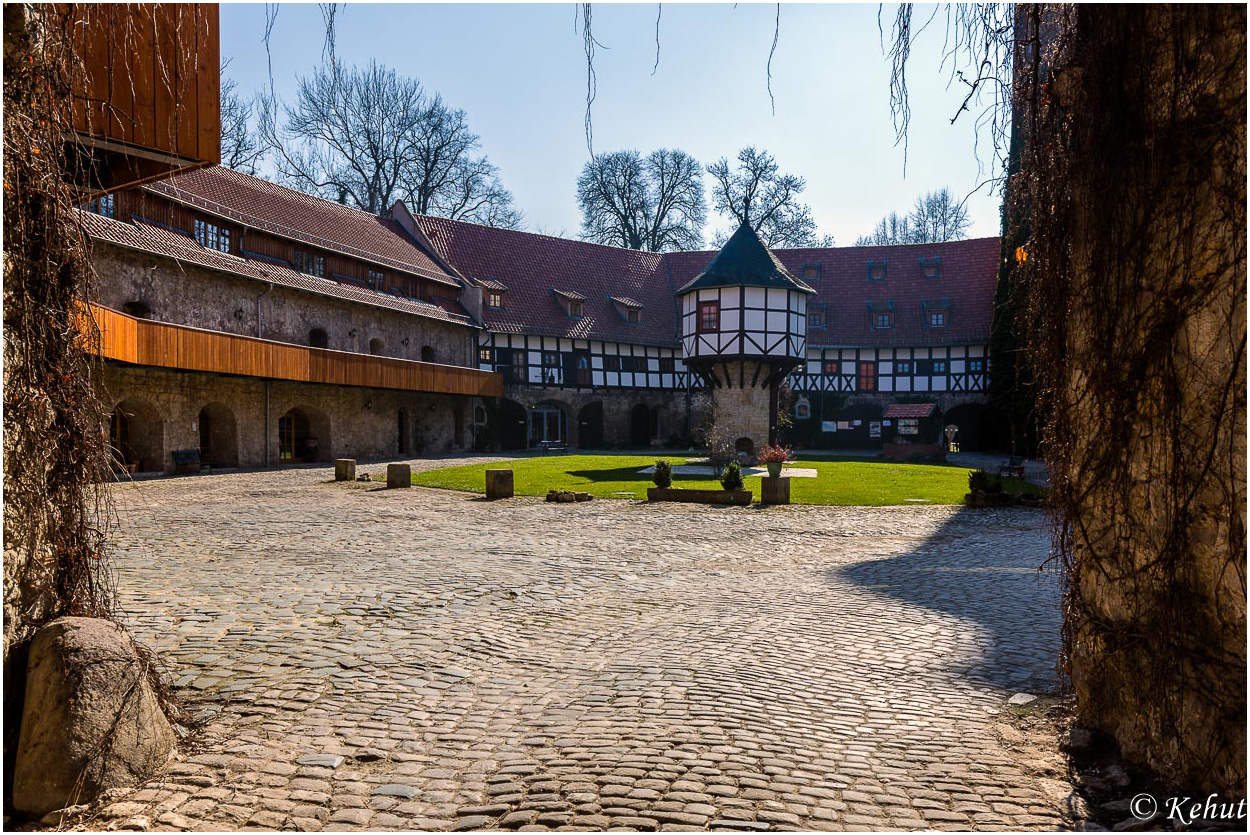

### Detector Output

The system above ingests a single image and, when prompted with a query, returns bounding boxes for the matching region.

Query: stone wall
[499,384,708,449]
[92,244,475,366]
[709,361,776,454]
[100,364,479,473]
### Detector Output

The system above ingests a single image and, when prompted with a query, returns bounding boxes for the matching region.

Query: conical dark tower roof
[676,222,816,295]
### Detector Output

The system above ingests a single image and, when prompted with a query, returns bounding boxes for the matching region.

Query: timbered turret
[677,223,816,454]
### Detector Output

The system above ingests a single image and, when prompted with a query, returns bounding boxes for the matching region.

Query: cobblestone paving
[94,460,1071,831]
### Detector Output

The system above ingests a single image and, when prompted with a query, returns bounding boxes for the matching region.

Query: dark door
[498,400,527,451]
[630,404,652,447]
[578,402,604,449]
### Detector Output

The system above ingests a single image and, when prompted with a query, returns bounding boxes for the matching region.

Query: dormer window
[929,310,947,327]
[194,218,230,252]
[809,310,825,328]
[919,256,941,278]
[698,301,720,333]
[486,291,504,309]
[553,288,587,318]
[921,298,951,328]
[868,260,888,280]
[610,296,643,324]
[80,192,115,218]
[294,249,324,277]
[873,312,894,329]
[802,263,821,281]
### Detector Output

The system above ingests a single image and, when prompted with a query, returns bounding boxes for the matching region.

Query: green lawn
[410,454,1042,506]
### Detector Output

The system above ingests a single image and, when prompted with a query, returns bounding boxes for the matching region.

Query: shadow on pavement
[834,507,1064,694]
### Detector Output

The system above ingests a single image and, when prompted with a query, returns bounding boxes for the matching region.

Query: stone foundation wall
[92,244,474,366]
[99,364,478,473]
[500,385,707,448]
[710,362,775,453]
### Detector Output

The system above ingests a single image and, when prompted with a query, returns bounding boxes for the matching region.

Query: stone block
[485,469,514,499]
[761,476,790,505]
[386,463,411,489]
[334,459,356,481]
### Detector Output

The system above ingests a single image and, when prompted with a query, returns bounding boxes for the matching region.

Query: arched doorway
[198,402,238,467]
[110,399,164,473]
[735,437,756,458]
[945,403,987,452]
[630,403,654,447]
[278,407,330,463]
[454,404,465,449]
[398,408,410,455]
[369,338,385,356]
[529,402,567,447]
[578,402,604,449]
[421,345,436,362]
[498,399,528,451]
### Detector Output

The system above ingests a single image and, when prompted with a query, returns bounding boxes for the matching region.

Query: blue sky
[221,2,1008,245]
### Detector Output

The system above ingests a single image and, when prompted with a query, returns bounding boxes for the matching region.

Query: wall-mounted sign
[821,421,837,433]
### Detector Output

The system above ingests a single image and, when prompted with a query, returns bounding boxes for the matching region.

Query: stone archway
[498,399,528,451]
[278,406,331,463]
[630,403,654,447]
[530,400,571,447]
[198,402,239,468]
[578,402,604,450]
[945,403,987,452]
[111,398,164,473]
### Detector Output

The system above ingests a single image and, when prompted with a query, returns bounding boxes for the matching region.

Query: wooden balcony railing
[86,304,502,398]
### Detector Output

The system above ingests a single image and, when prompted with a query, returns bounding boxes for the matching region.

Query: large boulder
[12,617,176,815]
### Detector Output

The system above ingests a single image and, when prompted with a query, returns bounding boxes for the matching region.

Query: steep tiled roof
[80,211,474,326]
[415,216,679,347]
[144,166,461,287]
[676,223,815,295]
[667,236,1001,348]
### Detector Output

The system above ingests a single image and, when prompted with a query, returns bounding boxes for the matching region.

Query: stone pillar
[761,476,790,505]
[334,459,356,481]
[711,360,773,456]
[386,463,411,489]
[485,469,514,499]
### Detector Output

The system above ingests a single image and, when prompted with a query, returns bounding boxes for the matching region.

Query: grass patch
[410,454,1040,506]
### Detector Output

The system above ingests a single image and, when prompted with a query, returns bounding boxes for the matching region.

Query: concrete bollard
[386,463,411,489]
[761,476,790,505]
[485,469,514,499]
[334,459,356,482]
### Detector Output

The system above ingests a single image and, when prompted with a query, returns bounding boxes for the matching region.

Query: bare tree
[855,187,972,245]
[576,149,706,251]
[260,60,520,226]
[220,73,264,174]
[707,147,832,248]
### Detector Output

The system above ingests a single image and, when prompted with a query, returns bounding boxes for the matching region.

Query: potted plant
[756,443,791,478]
[653,459,673,489]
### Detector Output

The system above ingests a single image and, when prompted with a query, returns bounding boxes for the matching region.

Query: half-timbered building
[83,163,999,472]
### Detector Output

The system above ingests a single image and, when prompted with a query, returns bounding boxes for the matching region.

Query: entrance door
[199,411,213,464]
[278,410,311,463]
[529,405,565,446]
[110,408,131,469]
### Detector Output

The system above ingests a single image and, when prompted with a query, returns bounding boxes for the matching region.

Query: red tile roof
[415,215,680,347]
[144,166,462,287]
[884,403,938,418]
[80,211,474,327]
[666,237,1000,347]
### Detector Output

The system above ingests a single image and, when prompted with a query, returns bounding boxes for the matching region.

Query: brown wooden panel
[152,3,179,158]
[86,304,500,397]
[173,4,197,160]
[196,4,220,164]
[129,7,156,150]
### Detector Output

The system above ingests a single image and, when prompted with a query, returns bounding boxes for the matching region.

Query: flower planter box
[646,487,752,506]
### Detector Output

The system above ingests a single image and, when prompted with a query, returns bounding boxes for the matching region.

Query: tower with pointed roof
[677,223,817,455]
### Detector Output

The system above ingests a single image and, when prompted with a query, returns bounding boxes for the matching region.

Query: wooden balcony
[57,3,220,193]
[87,304,502,398]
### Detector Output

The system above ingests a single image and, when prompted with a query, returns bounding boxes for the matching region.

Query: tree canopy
[707,147,833,248]
[855,187,971,246]
[576,149,706,251]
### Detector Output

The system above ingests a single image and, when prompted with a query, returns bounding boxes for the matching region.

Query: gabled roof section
[144,166,461,287]
[476,277,508,292]
[677,223,816,295]
[884,403,937,419]
[609,296,643,308]
[80,211,474,327]
[552,288,587,302]
[415,215,677,346]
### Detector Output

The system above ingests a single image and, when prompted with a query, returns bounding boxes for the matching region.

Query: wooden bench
[535,441,568,454]
[998,455,1027,479]
[172,449,206,475]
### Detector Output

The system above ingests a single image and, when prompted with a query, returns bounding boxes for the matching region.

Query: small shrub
[968,469,1004,494]
[653,459,673,489]
[720,461,745,491]
[756,443,791,464]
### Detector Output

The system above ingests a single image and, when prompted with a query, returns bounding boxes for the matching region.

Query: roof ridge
[416,213,669,259]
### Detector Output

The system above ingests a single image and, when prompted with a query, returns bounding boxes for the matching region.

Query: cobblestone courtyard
[96,458,1071,831]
